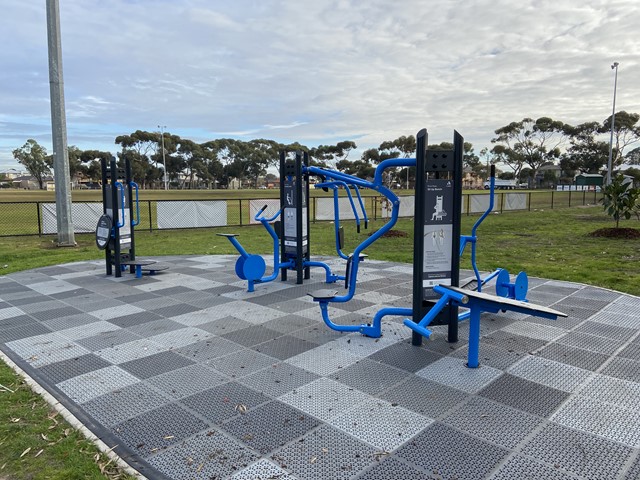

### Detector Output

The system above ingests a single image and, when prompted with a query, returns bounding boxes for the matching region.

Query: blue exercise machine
[219,151,341,292]
[305,128,565,368]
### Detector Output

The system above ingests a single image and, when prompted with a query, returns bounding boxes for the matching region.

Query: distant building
[575,173,604,187]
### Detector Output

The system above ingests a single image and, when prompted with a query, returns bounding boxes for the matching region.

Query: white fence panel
[249,199,281,224]
[41,202,103,234]
[157,201,227,229]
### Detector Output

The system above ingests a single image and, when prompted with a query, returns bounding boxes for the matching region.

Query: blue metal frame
[404,285,565,367]
[305,159,415,337]
[220,203,341,292]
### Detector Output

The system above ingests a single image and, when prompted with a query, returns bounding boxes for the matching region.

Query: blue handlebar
[114,181,125,228]
[130,181,140,226]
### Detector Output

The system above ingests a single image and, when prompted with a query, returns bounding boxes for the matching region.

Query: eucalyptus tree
[600,111,640,168]
[491,117,568,186]
[12,139,50,189]
[560,122,609,176]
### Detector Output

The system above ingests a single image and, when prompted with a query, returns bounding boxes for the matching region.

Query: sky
[1,0,639,172]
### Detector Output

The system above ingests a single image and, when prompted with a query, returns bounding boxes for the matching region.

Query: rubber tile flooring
[1,255,640,480]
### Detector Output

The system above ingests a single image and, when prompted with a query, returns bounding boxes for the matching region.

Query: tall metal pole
[158,125,168,190]
[46,0,75,246]
[606,62,619,185]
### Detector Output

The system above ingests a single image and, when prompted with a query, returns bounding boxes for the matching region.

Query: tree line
[10,112,640,190]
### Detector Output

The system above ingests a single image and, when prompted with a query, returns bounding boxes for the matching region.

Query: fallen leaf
[163,435,175,440]
[40,434,49,441]
[34,449,43,458]
[20,447,31,458]
[309,456,317,464]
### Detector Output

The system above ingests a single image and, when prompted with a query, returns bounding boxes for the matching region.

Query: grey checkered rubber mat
[1,255,640,479]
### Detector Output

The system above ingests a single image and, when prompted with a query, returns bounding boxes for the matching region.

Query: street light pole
[606,62,619,185]
[158,125,168,190]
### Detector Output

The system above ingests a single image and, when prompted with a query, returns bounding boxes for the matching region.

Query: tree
[561,122,609,176]
[310,141,356,168]
[601,111,640,167]
[600,174,639,228]
[12,139,51,189]
[626,146,640,165]
[491,117,568,187]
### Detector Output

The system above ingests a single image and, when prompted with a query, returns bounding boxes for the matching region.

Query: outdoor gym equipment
[456,165,529,321]
[404,285,566,368]
[306,128,565,368]
[96,157,167,278]
[314,179,368,260]
[218,203,340,292]
[219,151,340,292]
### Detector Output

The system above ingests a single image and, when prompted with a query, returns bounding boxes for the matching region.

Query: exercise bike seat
[308,289,339,301]
[216,233,238,238]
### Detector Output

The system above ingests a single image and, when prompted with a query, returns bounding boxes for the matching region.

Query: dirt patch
[369,229,409,238]
[589,228,640,239]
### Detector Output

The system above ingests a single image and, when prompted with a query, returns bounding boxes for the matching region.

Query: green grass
[0,201,638,479]
[0,362,135,479]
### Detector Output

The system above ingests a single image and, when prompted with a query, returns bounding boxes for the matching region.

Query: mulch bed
[589,228,640,239]
[369,229,409,238]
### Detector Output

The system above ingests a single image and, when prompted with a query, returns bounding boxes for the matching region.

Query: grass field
[0,191,637,480]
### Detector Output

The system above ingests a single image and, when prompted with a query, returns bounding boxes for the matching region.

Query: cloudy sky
[1,0,638,171]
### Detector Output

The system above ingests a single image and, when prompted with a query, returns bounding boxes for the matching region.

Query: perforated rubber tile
[0,322,53,343]
[279,377,373,421]
[237,362,319,398]
[577,374,640,411]
[618,342,640,361]
[600,356,640,383]
[507,355,592,393]
[271,424,376,480]
[119,350,196,379]
[355,457,429,480]
[451,342,527,370]
[442,396,543,449]
[489,454,578,480]
[396,422,509,479]
[105,310,164,328]
[523,422,634,479]
[556,331,624,355]
[329,398,433,451]
[574,320,637,340]
[221,400,319,454]
[36,353,112,384]
[2,257,638,480]
[535,342,610,371]
[479,373,570,418]
[553,394,640,447]
[367,340,443,372]
[113,402,209,458]
[221,325,282,347]
[181,382,271,425]
[0,310,33,328]
[329,357,410,395]
[416,356,503,394]
[76,329,141,351]
[481,330,548,353]
[83,382,172,427]
[175,337,244,363]
[231,458,297,480]
[252,334,318,360]
[206,350,273,379]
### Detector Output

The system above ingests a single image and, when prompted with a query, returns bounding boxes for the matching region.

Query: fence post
[37,201,42,236]
[528,192,532,211]
[582,190,586,206]
[148,200,153,232]
[568,190,572,208]
[551,190,554,209]
[313,196,317,223]
[239,199,243,226]
[500,193,504,213]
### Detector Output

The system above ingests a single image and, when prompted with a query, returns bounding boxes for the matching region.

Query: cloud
[0,0,638,168]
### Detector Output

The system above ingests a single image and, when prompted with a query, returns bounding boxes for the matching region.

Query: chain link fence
[0,190,604,237]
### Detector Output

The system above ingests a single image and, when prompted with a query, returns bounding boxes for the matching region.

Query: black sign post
[412,129,463,345]
[279,151,310,284]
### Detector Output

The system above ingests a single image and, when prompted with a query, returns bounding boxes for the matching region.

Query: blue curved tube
[130,181,140,226]
[114,181,125,228]
[351,185,368,228]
